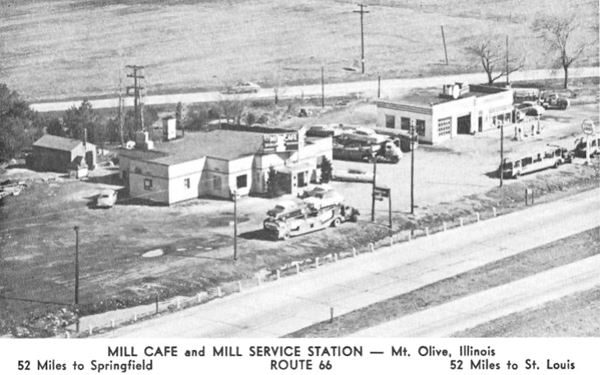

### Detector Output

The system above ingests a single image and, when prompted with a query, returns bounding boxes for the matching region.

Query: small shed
[31,134,96,173]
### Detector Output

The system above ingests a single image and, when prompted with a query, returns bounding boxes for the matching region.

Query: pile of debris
[0,180,27,202]
[11,308,78,338]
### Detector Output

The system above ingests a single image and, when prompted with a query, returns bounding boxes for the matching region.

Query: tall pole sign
[582,119,595,165]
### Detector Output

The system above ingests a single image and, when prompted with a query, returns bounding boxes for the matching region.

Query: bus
[500,146,568,179]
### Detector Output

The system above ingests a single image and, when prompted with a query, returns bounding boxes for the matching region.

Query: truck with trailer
[263,202,359,240]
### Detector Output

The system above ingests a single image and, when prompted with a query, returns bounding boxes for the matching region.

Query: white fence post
[476,212,480,222]
[217,287,222,298]
[425,227,429,236]
[352,247,357,257]
[460,218,464,227]
[110,320,115,329]
[492,207,497,217]
[443,222,447,232]
[276,269,281,280]
[295,263,300,274]
[369,243,375,252]
[315,257,320,268]
[237,281,243,292]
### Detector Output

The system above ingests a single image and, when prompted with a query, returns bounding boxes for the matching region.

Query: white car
[224,81,261,94]
[516,102,545,117]
[96,189,118,208]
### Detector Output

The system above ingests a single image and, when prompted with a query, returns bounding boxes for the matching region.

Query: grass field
[1,0,598,101]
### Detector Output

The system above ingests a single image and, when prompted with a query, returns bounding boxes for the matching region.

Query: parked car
[300,187,344,210]
[540,92,570,110]
[266,200,305,220]
[96,189,118,208]
[516,101,545,117]
[223,81,260,94]
[573,135,600,158]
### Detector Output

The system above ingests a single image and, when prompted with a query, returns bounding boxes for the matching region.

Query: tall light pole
[410,122,417,214]
[231,190,238,261]
[371,156,377,222]
[353,4,370,74]
[73,225,80,332]
[321,65,325,108]
[73,226,80,306]
[500,124,504,187]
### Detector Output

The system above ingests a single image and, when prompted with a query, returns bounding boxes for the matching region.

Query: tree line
[466,14,593,88]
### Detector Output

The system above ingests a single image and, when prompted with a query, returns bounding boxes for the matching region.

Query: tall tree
[532,15,587,89]
[46,118,66,137]
[0,84,41,161]
[63,100,99,142]
[466,38,524,84]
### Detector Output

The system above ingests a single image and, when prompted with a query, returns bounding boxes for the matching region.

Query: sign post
[582,119,595,165]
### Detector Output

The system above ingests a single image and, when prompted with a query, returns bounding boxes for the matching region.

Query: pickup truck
[540,93,569,110]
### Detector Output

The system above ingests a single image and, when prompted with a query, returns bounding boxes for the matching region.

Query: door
[478,116,483,132]
[457,114,471,134]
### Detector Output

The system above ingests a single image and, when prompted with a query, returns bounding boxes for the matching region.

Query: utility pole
[232,191,238,261]
[505,35,510,85]
[117,71,125,146]
[377,75,381,98]
[500,124,504,187]
[388,189,392,232]
[410,121,416,214]
[441,25,449,65]
[321,65,325,108]
[126,65,145,132]
[371,156,377,222]
[73,225,80,332]
[353,4,370,74]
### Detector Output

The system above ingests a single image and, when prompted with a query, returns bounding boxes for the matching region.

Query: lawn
[0,0,598,101]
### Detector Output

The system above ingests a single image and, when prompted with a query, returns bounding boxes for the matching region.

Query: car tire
[331,218,342,227]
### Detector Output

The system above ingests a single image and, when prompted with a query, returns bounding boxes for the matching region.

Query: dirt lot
[1,0,597,101]
[1,93,598,336]
[288,227,600,337]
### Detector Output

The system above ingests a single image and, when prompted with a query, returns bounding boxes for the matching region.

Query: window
[522,157,532,167]
[416,119,426,137]
[400,117,410,131]
[236,174,247,189]
[297,172,307,187]
[184,178,190,189]
[144,178,153,190]
[438,117,452,136]
[213,176,222,191]
[385,115,395,129]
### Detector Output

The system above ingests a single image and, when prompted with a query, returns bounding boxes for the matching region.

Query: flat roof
[382,84,508,107]
[119,130,266,165]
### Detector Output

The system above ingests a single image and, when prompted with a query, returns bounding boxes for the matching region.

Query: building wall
[167,158,206,204]
[474,89,514,131]
[376,103,434,143]
[377,89,513,145]
[226,155,255,197]
[128,159,170,204]
[32,147,73,172]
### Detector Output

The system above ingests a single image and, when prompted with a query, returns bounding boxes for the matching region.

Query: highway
[32,67,599,112]
[98,188,600,338]
[352,254,600,337]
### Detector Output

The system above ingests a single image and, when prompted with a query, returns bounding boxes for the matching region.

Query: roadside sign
[582,119,595,135]
[373,186,390,201]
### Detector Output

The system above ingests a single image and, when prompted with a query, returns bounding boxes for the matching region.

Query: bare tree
[466,38,524,84]
[532,15,587,89]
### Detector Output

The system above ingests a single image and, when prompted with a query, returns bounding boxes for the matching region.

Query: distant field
[0,0,598,101]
